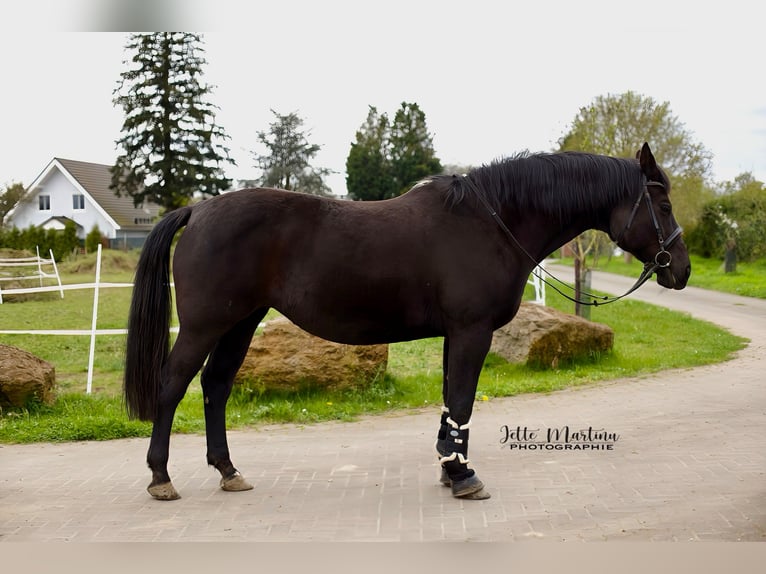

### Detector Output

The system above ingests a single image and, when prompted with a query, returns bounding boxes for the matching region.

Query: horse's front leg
[436,328,492,500]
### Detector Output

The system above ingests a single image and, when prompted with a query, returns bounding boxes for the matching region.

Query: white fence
[1,247,547,394]
[528,259,546,305]
[0,246,64,304]
[0,245,142,394]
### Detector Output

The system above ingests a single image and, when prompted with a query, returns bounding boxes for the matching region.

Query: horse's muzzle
[657,263,690,290]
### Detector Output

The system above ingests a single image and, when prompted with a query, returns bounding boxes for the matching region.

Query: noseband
[615,178,683,270]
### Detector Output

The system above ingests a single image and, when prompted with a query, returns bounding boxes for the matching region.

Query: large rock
[235,318,388,393]
[491,302,614,368]
[0,344,56,408]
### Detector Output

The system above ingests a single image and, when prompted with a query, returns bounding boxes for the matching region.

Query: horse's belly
[276,299,438,346]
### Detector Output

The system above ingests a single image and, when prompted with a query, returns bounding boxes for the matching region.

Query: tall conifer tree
[345,106,396,201]
[250,110,332,196]
[346,102,441,201]
[389,102,442,196]
[111,33,234,211]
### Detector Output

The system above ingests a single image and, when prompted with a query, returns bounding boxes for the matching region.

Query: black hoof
[456,486,491,500]
[439,469,491,499]
[451,474,490,499]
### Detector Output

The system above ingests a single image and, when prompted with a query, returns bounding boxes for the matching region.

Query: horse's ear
[638,142,657,175]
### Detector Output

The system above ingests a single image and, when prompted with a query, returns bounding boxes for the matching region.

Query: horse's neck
[507,203,611,264]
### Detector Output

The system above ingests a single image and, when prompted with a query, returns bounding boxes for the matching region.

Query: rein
[468,176,682,307]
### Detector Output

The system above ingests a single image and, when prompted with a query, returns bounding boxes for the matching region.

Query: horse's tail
[123,206,192,421]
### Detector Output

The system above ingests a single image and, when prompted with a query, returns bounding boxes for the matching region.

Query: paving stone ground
[1,268,764,542]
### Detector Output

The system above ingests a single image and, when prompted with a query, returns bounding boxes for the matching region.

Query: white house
[7,158,161,249]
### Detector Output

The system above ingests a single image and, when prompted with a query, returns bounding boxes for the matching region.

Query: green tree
[0,182,27,227]
[111,33,234,212]
[251,110,332,196]
[345,106,396,201]
[687,173,766,261]
[389,102,442,195]
[557,92,714,316]
[559,91,714,230]
[720,172,763,196]
[346,102,441,200]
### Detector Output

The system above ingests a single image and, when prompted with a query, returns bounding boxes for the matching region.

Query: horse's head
[610,143,691,290]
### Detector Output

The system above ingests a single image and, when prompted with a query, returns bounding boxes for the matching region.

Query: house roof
[53,158,161,230]
[40,216,84,231]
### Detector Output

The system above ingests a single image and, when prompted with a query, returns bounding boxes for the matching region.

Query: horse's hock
[235,318,388,393]
[492,302,614,368]
[0,344,56,408]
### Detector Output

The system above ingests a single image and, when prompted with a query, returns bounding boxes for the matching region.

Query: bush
[686,204,730,259]
[85,225,102,253]
[687,181,766,262]
[0,221,79,261]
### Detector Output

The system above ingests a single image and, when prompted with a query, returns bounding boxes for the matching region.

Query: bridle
[615,178,684,271]
[471,175,683,306]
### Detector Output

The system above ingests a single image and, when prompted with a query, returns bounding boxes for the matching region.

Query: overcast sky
[2,1,764,196]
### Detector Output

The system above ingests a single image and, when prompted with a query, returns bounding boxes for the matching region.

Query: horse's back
[170,187,451,341]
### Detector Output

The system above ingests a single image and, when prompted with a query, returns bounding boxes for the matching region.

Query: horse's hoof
[220,471,254,492]
[457,487,491,500]
[451,474,491,500]
[147,481,181,500]
[440,467,451,486]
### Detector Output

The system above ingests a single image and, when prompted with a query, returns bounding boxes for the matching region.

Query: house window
[73,194,85,210]
[39,195,51,211]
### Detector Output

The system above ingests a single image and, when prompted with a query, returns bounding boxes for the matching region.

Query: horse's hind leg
[147,331,213,500]
[201,309,267,493]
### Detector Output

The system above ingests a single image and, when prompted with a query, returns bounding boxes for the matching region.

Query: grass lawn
[0,250,750,443]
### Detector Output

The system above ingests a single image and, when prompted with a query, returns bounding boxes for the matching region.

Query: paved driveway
[1,268,764,542]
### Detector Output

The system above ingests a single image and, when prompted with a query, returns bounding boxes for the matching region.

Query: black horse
[124,143,690,500]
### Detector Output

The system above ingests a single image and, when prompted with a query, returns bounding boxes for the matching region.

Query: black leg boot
[435,414,490,499]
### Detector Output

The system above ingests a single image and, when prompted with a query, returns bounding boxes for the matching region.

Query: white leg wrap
[439,452,470,465]
[437,417,472,465]
[445,416,471,430]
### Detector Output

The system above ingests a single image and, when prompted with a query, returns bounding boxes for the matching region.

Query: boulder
[0,344,56,408]
[491,302,614,368]
[235,317,388,393]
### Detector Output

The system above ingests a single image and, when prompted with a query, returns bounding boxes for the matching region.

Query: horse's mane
[436,151,644,223]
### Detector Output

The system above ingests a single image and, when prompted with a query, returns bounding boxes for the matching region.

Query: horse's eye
[660,203,672,214]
